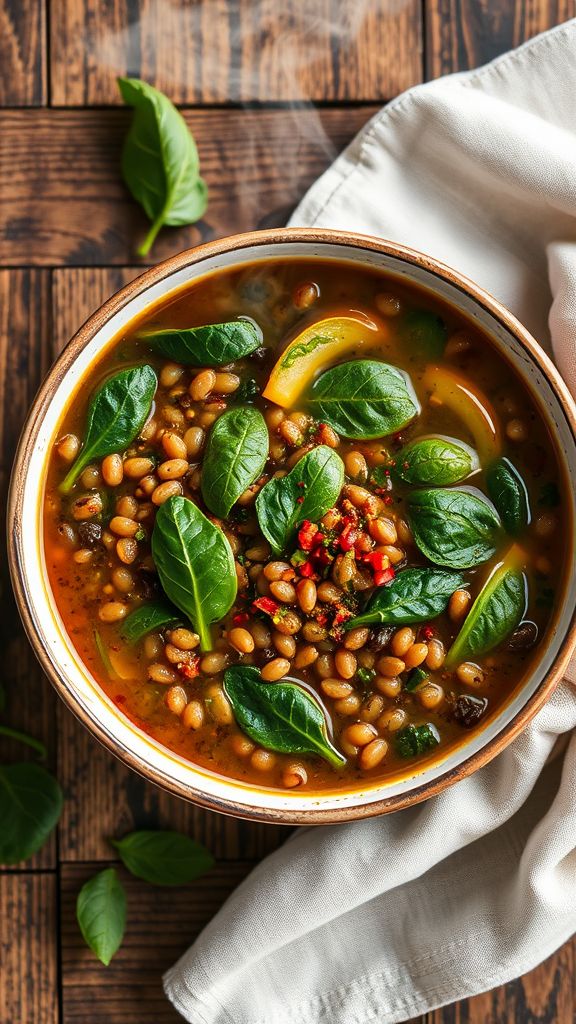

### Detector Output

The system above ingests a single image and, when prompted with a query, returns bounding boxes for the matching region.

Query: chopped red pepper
[315,610,329,626]
[363,550,388,571]
[333,606,353,627]
[422,625,435,641]
[338,523,358,551]
[179,655,201,679]
[373,566,396,587]
[232,611,250,625]
[298,520,319,551]
[252,596,280,616]
[298,560,316,578]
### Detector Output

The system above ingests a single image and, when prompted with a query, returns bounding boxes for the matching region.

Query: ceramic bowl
[8,228,576,823]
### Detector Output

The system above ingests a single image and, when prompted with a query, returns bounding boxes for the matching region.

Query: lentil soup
[44,259,567,793]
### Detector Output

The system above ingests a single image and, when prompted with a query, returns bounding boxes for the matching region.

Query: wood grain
[426,0,576,77]
[1,105,377,267]
[0,0,46,105]
[0,872,59,1024]
[50,0,422,106]
[60,861,251,1022]
[0,269,58,870]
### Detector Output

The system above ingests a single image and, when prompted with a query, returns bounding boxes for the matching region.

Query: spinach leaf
[118,77,207,257]
[76,868,126,966]
[255,446,344,555]
[142,319,262,366]
[306,360,420,440]
[347,568,464,628]
[486,458,530,536]
[395,723,440,758]
[445,563,527,668]
[201,407,268,517]
[407,488,501,568]
[120,601,181,645]
[234,378,260,403]
[151,496,237,652]
[60,365,157,493]
[393,437,478,486]
[223,665,345,768]
[399,310,447,358]
[0,762,63,864]
[111,831,214,886]
[405,667,431,692]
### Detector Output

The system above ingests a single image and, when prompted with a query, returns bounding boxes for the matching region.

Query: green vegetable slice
[223,665,345,769]
[59,365,157,493]
[255,445,344,555]
[0,762,63,864]
[407,488,501,569]
[151,496,237,652]
[399,310,447,359]
[141,319,262,366]
[347,568,465,628]
[118,77,207,256]
[393,437,478,486]
[120,601,181,645]
[76,868,126,966]
[201,406,268,518]
[395,723,440,758]
[306,359,420,440]
[445,558,527,669]
[110,831,214,886]
[486,457,530,536]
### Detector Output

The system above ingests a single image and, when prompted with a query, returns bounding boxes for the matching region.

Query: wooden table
[1,2,575,1021]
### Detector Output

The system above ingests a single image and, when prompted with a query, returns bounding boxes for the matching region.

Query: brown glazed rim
[8,227,576,825]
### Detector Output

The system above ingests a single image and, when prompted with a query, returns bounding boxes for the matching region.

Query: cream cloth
[165,22,576,1022]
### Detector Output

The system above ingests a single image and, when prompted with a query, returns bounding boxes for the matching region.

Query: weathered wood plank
[1,106,376,267]
[425,0,575,77]
[49,0,422,106]
[0,0,46,105]
[0,269,58,870]
[60,861,251,1022]
[0,872,59,1024]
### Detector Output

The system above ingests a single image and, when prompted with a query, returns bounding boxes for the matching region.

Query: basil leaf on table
[223,665,345,768]
[141,319,262,366]
[76,868,126,966]
[202,407,268,518]
[445,562,527,668]
[393,437,478,486]
[59,365,157,493]
[407,488,502,568]
[151,496,237,652]
[111,831,214,886]
[0,762,63,864]
[120,601,181,645]
[486,457,530,536]
[306,360,420,440]
[347,567,465,628]
[399,310,447,359]
[255,445,344,555]
[118,77,207,257]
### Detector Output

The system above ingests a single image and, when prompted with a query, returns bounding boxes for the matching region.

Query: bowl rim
[8,226,576,824]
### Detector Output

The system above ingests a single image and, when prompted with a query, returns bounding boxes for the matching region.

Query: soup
[43,258,567,793]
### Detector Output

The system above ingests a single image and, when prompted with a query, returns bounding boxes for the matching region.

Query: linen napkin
[165,21,576,1023]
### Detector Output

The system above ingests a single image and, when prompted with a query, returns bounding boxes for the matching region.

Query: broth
[43,258,567,793]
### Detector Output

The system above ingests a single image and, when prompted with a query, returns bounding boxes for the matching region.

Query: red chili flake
[297,481,305,488]
[374,566,396,587]
[232,611,250,625]
[422,625,435,641]
[252,596,280,616]
[338,523,358,551]
[298,520,319,551]
[179,655,201,679]
[383,494,394,505]
[315,610,329,626]
[333,606,353,627]
[296,496,304,504]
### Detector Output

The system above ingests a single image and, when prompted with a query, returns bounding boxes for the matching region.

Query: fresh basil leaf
[395,723,440,758]
[120,601,181,645]
[255,445,344,555]
[0,763,63,864]
[486,458,530,536]
[407,488,501,568]
[0,725,46,760]
[405,667,431,692]
[445,564,527,668]
[76,868,126,966]
[306,360,420,440]
[151,495,237,652]
[111,831,214,886]
[142,319,262,366]
[202,407,268,518]
[393,437,478,486]
[223,665,345,768]
[399,311,447,358]
[118,77,207,256]
[60,365,157,493]
[347,568,465,628]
